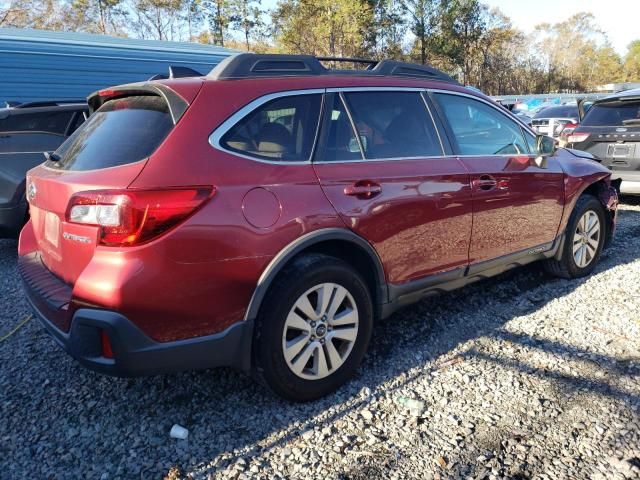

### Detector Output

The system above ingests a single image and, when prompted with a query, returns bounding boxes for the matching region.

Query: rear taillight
[66,187,213,246]
[566,132,590,144]
[559,122,578,135]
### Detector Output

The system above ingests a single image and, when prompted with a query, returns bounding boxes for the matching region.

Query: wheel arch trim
[243,228,388,321]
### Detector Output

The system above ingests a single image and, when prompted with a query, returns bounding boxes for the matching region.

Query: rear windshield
[581,101,640,127]
[533,106,578,119]
[47,96,173,171]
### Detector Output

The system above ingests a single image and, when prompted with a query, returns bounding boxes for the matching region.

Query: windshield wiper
[622,119,640,125]
[44,151,61,162]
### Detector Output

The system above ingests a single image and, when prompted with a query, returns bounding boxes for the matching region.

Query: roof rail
[14,100,86,108]
[207,53,459,84]
[316,57,378,69]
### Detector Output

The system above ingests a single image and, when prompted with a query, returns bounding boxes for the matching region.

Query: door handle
[344,181,382,199]
[473,175,498,191]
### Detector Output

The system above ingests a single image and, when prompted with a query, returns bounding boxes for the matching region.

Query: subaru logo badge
[28,182,37,201]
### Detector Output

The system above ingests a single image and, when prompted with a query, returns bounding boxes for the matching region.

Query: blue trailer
[0,27,235,104]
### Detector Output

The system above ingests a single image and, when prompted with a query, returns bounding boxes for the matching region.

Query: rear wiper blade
[622,119,640,125]
[44,151,61,162]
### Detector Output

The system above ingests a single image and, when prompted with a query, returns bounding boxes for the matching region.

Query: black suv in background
[567,89,640,195]
[0,101,88,237]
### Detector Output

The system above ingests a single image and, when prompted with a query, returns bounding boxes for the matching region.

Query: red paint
[19,74,617,345]
[314,157,472,282]
[459,154,565,263]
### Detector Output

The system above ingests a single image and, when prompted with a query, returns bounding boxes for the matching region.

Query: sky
[485,0,637,56]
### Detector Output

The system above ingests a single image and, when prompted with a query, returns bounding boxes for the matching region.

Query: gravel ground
[1,199,639,480]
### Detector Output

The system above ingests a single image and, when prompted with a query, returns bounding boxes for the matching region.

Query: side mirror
[535,135,556,168]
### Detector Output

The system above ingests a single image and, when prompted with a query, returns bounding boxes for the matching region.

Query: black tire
[544,194,606,279]
[252,253,373,402]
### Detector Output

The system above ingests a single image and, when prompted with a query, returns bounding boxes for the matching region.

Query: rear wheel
[253,254,373,401]
[544,194,606,279]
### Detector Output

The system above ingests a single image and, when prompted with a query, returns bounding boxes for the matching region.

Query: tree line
[1,0,640,95]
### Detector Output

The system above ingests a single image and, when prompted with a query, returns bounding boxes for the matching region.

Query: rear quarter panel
[104,80,344,340]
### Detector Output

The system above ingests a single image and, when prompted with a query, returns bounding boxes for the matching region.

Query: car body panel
[25,161,148,285]
[314,157,473,283]
[459,154,565,263]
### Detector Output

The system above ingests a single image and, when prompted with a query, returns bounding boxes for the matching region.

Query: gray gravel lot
[1,200,639,480]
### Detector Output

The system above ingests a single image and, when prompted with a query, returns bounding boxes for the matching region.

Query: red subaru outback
[19,54,618,401]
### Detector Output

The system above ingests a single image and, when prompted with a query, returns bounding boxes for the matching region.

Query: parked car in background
[567,89,640,195]
[19,54,618,401]
[532,105,579,140]
[0,101,88,237]
[494,100,532,126]
[512,108,533,127]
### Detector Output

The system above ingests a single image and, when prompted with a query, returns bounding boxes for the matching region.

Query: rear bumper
[608,170,640,195]
[620,180,640,195]
[32,306,254,376]
[0,200,27,238]
[19,253,254,376]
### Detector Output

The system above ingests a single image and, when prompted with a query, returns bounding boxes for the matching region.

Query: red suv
[19,54,618,401]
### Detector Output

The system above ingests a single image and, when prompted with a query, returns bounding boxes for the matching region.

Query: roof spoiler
[207,53,459,84]
[148,66,204,81]
[87,83,189,124]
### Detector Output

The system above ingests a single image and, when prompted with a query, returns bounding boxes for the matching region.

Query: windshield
[47,95,173,171]
[581,101,640,127]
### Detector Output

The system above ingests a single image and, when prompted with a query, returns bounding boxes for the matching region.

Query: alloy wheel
[572,210,601,269]
[281,282,359,380]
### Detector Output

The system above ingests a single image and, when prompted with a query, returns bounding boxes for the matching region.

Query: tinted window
[581,101,640,127]
[49,96,173,171]
[435,93,528,155]
[534,106,578,119]
[221,94,322,161]
[343,91,442,159]
[0,111,73,134]
[319,94,363,162]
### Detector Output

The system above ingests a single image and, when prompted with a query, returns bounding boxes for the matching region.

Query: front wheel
[544,194,606,279]
[253,254,373,401]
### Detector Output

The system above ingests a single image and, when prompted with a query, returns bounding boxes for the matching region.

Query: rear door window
[316,94,363,162]
[434,93,529,155]
[342,91,443,159]
[220,94,322,162]
[49,96,173,171]
[0,111,74,135]
[582,101,640,127]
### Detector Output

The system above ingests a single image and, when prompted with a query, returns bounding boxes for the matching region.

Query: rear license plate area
[607,144,635,159]
[44,211,60,248]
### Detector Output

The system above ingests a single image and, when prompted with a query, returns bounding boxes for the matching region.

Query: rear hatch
[26,83,197,284]
[570,96,640,180]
